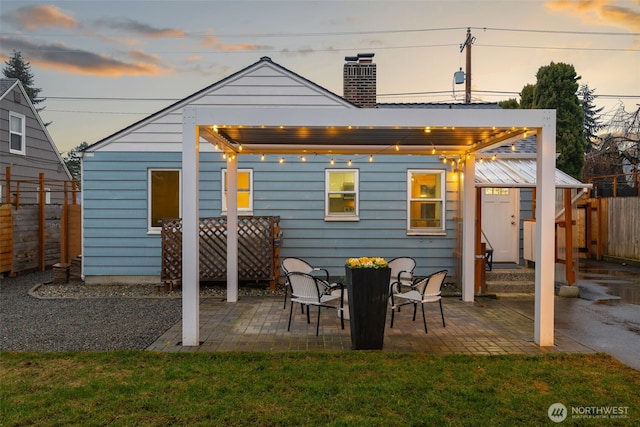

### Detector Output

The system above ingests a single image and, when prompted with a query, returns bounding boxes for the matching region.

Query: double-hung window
[9,112,26,155]
[148,169,181,233]
[407,170,446,234]
[222,169,253,215]
[325,169,359,221]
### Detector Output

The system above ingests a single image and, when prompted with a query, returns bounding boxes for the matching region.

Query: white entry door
[481,188,519,263]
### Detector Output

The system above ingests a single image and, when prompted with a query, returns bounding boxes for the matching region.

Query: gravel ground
[0,271,180,351]
[1,271,282,352]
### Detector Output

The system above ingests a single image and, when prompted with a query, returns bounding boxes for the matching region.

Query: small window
[325,169,359,221]
[36,187,51,205]
[222,169,253,214]
[148,169,181,232]
[407,170,446,234]
[9,112,26,155]
[485,188,510,196]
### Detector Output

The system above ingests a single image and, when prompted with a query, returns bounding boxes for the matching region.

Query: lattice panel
[161,216,281,287]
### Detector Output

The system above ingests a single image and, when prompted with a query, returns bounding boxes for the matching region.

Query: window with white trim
[222,169,253,214]
[325,169,359,220]
[407,170,446,234]
[9,112,26,155]
[148,169,181,232]
[36,187,51,205]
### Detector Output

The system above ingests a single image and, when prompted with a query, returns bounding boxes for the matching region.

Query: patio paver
[147,295,597,354]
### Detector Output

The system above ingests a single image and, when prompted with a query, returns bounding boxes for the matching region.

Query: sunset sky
[1,0,638,153]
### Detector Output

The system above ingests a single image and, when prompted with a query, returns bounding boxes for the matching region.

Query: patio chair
[389,269,447,334]
[286,272,345,336]
[281,257,332,309]
[388,257,416,291]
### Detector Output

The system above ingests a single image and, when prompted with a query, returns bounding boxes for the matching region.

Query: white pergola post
[226,156,239,302]
[182,108,200,346]
[534,113,556,346]
[462,154,476,302]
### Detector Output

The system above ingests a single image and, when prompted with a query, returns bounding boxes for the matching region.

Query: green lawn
[1,352,638,426]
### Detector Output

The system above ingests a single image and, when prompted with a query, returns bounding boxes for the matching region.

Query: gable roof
[0,78,72,179]
[86,57,357,152]
[0,78,19,98]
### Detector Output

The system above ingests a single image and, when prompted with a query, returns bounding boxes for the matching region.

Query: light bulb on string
[260,154,265,161]
[348,160,352,166]
[369,155,373,162]
[279,157,284,164]
[330,158,335,165]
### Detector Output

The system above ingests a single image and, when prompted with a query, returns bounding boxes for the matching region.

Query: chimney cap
[345,56,358,62]
[357,53,375,59]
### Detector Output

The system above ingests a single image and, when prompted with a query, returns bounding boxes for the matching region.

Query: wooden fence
[1,168,81,276]
[580,197,640,263]
[0,203,81,275]
[161,216,282,289]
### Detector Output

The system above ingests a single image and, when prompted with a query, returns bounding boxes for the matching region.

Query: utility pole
[460,28,475,104]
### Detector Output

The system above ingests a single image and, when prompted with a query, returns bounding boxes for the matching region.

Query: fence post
[61,181,69,263]
[4,166,10,204]
[39,173,45,271]
[564,188,575,284]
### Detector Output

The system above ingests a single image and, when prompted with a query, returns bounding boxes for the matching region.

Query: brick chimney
[343,53,376,108]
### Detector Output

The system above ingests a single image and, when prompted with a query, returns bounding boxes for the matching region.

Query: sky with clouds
[1,0,638,153]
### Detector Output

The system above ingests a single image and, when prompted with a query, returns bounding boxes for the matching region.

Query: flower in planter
[345,257,388,269]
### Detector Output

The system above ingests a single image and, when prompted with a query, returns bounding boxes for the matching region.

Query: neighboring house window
[407,170,446,234]
[36,187,51,205]
[222,169,253,214]
[9,112,26,155]
[148,169,181,232]
[325,169,359,221]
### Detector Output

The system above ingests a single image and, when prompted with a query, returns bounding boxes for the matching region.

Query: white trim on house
[324,168,359,221]
[406,169,447,235]
[9,111,26,155]
[147,168,182,234]
[221,168,253,215]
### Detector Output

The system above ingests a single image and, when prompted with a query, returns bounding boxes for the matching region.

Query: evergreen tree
[2,50,44,107]
[518,62,585,179]
[578,84,604,152]
[63,142,89,187]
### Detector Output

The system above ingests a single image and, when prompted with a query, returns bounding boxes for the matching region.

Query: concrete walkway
[147,295,595,355]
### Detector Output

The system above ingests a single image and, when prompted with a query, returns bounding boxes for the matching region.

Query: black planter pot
[345,267,391,350]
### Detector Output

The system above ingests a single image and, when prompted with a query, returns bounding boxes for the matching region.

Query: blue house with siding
[81,55,581,289]
[82,55,474,284]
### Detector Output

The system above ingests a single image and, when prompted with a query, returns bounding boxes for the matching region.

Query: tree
[578,84,604,153]
[2,50,43,107]
[63,142,89,187]
[498,98,519,109]
[516,63,584,179]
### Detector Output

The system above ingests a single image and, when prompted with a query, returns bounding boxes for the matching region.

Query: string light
[431,147,436,155]
[395,144,400,151]
[511,143,516,151]
[279,157,284,164]
[369,155,373,162]
[300,156,306,162]
[222,153,226,160]
[238,144,243,152]
[348,160,352,166]
[491,154,497,161]
[261,154,265,161]
[330,158,335,165]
